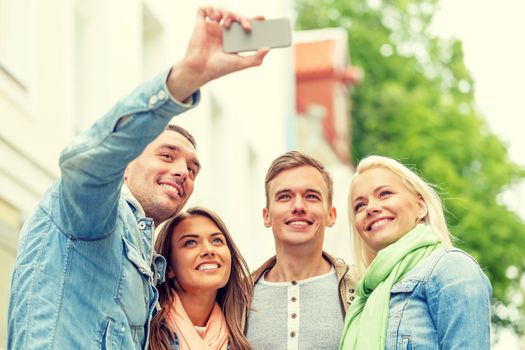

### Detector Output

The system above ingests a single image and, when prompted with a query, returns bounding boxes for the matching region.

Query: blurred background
[1,0,523,348]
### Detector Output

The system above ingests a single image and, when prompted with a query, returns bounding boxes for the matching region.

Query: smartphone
[222,18,291,53]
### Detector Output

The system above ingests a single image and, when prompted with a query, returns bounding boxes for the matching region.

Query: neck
[266,246,331,282]
[178,289,217,327]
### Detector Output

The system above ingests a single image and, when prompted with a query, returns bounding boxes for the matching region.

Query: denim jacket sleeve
[56,68,200,240]
[426,250,492,349]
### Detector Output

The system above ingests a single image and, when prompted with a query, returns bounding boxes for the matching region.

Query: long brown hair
[149,207,254,350]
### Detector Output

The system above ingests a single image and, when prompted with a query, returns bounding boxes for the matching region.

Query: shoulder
[431,248,484,277]
[323,252,357,286]
[426,248,491,294]
[251,256,277,284]
[322,252,357,311]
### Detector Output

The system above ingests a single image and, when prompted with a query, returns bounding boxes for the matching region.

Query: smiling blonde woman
[340,155,492,350]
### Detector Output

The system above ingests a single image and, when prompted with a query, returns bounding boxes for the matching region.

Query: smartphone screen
[222,18,291,53]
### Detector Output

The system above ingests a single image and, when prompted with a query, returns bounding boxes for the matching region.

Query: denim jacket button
[157,90,166,100]
[149,95,158,105]
[138,222,147,230]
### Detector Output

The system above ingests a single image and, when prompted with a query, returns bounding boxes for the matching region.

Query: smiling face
[169,215,232,295]
[350,167,427,257]
[124,130,200,224]
[263,166,336,249]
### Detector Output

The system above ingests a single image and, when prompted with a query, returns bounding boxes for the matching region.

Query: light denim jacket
[8,70,199,350]
[386,247,492,350]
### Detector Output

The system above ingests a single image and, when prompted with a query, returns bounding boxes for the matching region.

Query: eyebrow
[159,144,201,170]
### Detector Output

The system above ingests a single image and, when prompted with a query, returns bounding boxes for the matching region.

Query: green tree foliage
[296,0,525,334]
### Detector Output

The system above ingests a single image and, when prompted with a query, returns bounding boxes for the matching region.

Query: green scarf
[339,224,441,350]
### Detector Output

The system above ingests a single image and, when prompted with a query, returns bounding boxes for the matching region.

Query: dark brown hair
[166,124,197,148]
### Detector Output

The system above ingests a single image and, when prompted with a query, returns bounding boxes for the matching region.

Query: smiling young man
[8,7,268,350]
[246,151,356,350]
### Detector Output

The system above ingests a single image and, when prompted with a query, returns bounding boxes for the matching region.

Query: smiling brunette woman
[150,207,253,350]
[340,155,492,350]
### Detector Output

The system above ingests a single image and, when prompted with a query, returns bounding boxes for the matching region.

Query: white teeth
[197,264,219,271]
[288,221,309,226]
[370,219,391,231]
[160,184,181,196]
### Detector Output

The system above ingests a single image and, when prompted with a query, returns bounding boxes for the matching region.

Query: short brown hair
[166,124,197,148]
[264,151,333,208]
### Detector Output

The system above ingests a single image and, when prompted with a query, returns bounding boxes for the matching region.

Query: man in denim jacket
[7,7,268,350]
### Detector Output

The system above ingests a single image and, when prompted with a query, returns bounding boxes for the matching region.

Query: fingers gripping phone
[222,18,291,53]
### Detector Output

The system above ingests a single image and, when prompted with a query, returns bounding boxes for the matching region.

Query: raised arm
[57,7,269,240]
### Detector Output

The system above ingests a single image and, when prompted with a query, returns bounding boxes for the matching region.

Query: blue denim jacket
[386,247,492,350]
[8,70,199,350]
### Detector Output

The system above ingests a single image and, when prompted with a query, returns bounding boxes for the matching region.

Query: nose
[366,199,381,216]
[170,159,189,181]
[291,195,306,215]
[200,241,216,257]
[366,205,381,216]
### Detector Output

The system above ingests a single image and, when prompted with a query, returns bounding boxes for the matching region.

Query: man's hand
[168,7,270,102]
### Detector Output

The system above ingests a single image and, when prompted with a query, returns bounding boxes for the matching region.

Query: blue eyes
[183,239,196,247]
[354,202,365,212]
[379,190,392,197]
[354,191,394,212]
[182,237,224,247]
[276,194,320,201]
[212,237,224,245]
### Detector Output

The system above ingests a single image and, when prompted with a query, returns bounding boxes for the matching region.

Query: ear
[262,207,272,228]
[416,195,428,222]
[326,206,337,227]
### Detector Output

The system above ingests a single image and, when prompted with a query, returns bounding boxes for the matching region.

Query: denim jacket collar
[121,184,146,218]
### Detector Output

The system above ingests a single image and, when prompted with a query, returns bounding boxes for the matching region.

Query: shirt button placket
[288,281,300,349]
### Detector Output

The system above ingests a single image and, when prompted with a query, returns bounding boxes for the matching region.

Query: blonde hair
[348,155,453,278]
[149,207,253,350]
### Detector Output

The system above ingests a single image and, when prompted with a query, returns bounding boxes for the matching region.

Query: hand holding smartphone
[222,18,291,53]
